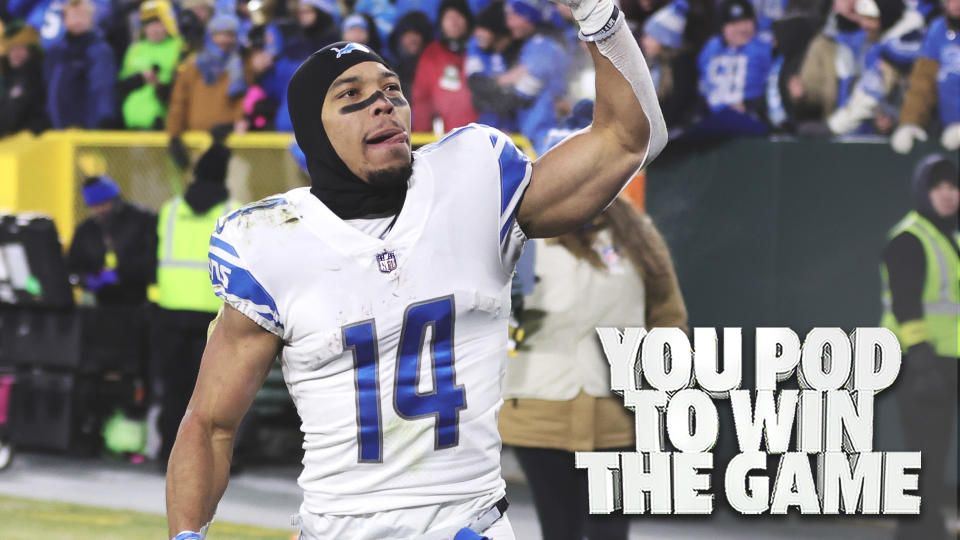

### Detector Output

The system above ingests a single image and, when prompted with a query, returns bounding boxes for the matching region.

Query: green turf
[0,495,293,539]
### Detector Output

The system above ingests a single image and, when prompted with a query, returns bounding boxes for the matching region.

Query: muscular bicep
[517,126,642,238]
[187,304,282,433]
[515,43,652,239]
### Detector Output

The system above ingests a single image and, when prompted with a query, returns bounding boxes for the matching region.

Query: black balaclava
[287,41,410,219]
[912,153,959,236]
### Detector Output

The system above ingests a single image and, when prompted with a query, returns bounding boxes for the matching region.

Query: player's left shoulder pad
[208,196,292,336]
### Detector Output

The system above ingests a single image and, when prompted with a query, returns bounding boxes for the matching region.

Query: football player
[165,0,668,536]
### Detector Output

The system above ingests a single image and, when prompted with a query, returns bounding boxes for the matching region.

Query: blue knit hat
[508,0,546,25]
[82,176,121,206]
[207,12,239,34]
[342,13,368,34]
[643,0,688,49]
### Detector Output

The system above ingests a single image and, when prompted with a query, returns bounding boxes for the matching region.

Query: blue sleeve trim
[209,236,238,257]
[497,138,531,217]
[208,250,283,332]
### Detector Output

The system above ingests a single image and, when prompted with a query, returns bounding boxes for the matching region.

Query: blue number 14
[342,296,466,463]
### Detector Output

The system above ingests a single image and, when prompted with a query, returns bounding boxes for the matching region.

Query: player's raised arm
[166,305,281,538]
[516,0,667,239]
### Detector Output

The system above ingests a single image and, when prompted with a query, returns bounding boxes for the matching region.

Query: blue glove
[84,269,118,292]
[172,532,202,540]
[98,269,118,286]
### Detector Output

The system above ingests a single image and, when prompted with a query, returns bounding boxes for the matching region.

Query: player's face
[929,180,959,218]
[321,62,412,183]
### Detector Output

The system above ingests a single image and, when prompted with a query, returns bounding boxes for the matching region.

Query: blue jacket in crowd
[8,0,113,49]
[43,31,117,129]
[514,33,568,155]
[464,37,517,132]
[698,34,772,112]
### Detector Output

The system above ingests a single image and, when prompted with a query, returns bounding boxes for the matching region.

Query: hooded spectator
[465,1,518,130]
[411,0,478,132]
[43,0,117,129]
[253,0,342,133]
[642,0,698,128]
[341,12,384,54]
[178,0,213,55]
[166,14,248,168]
[891,0,960,153]
[67,175,158,307]
[0,21,48,136]
[287,0,343,57]
[388,10,435,95]
[117,0,184,130]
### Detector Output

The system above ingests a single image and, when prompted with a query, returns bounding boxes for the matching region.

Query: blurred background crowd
[1,0,959,156]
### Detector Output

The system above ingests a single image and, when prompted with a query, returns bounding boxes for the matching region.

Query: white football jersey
[208,124,532,515]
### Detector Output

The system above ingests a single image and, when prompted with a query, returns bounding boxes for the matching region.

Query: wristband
[172,532,202,540]
[578,6,624,42]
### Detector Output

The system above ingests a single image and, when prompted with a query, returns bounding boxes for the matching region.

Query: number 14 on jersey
[342,296,467,463]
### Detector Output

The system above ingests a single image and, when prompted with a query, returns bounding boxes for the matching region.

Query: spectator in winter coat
[68,175,159,307]
[117,0,184,130]
[790,0,867,122]
[697,0,772,119]
[465,1,518,131]
[166,14,248,167]
[7,0,112,50]
[891,0,960,153]
[826,0,925,135]
[254,0,342,132]
[412,0,478,132]
[178,0,215,55]
[43,0,117,129]
[341,13,384,55]
[502,0,569,154]
[387,10,435,95]
[0,21,48,136]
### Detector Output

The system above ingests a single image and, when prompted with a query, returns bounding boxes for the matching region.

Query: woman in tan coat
[500,197,688,540]
[165,13,249,167]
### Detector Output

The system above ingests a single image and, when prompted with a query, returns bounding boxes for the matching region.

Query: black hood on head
[912,153,959,229]
[287,42,408,219]
[185,142,230,214]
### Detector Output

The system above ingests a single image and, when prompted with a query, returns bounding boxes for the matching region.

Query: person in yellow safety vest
[880,153,958,540]
[154,138,235,469]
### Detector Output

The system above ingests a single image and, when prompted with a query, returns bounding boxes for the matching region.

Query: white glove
[940,122,960,151]
[550,0,620,40]
[890,124,927,154]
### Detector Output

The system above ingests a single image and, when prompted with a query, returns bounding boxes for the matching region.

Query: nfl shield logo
[376,250,397,273]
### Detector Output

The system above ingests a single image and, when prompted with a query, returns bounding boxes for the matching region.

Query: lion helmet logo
[332,43,371,58]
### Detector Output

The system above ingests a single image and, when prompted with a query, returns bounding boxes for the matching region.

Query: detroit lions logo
[332,43,370,58]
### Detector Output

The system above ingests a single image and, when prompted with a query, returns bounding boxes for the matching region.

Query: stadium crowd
[1,0,958,155]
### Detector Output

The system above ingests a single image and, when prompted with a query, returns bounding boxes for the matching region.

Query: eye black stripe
[340,91,409,115]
